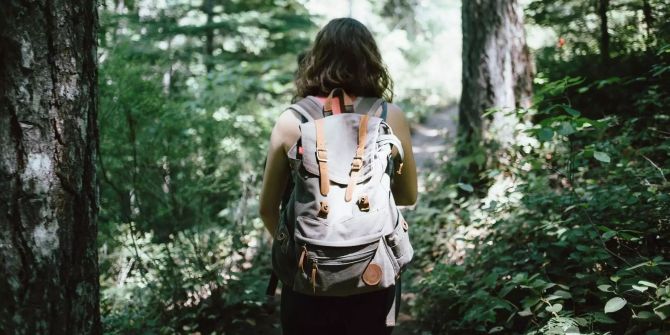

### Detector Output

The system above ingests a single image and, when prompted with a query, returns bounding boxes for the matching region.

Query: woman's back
[258,17,418,335]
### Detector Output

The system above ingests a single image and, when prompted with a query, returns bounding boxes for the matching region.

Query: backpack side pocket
[384,209,414,272]
[272,222,297,286]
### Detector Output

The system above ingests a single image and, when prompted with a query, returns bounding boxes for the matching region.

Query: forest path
[411,105,458,189]
[392,104,458,335]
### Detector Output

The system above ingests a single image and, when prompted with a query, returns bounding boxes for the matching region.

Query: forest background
[0,0,668,334]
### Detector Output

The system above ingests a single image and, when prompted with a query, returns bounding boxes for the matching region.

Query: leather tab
[362,262,382,286]
[345,115,369,202]
[315,119,329,196]
[324,88,353,113]
[318,200,329,218]
[357,195,370,212]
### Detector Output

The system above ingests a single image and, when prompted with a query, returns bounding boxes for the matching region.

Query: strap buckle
[316,149,328,162]
[351,156,363,171]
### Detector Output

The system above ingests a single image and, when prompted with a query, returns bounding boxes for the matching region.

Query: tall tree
[0,1,101,334]
[459,0,533,151]
[598,0,611,64]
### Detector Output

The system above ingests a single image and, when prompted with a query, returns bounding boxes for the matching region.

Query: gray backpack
[269,90,413,322]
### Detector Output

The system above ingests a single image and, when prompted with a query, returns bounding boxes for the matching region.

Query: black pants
[280,282,400,335]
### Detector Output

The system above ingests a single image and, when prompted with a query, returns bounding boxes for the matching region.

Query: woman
[259,18,417,334]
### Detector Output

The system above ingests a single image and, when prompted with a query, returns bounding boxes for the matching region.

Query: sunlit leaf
[457,183,474,193]
[604,297,627,313]
[545,303,563,313]
[594,151,610,163]
[638,280,658,289]
[597,284,613,292]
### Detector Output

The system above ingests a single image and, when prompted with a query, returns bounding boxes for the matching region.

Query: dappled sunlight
[84,0,670,334]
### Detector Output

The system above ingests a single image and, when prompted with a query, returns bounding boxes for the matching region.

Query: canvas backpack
[267,89,414,323]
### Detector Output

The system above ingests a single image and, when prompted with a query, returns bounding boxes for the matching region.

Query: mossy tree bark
[459,0,533,154]
[0,0,101,333]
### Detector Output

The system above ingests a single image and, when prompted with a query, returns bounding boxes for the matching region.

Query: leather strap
[324,88,353,113]
[315,118,329,196]
[345,115,369,202]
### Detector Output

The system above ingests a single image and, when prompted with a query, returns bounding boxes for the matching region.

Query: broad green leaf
[597,284,613,292]
[517,308,533,317]
[594,151,611,163]
[538,128,554,142]
[545,303,563,313]
[638,280,658,289]
[558,122,576,136]
[604,297,627,313]
[601,230,617,240]
[546,295,562,301]
[635,311,655,319]
[562,105,581,117]
[554,290,572,299]
[457,183,474,193]
[632,285,648,292]
[592,312,617,324]
[488,326,504,333]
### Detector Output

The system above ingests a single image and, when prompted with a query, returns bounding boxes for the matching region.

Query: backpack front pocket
[293,240,383,296]
[295,208,384,247]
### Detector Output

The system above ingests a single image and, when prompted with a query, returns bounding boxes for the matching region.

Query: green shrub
[412,49,670,334]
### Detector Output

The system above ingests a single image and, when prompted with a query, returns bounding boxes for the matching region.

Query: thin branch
[640,154,667,183]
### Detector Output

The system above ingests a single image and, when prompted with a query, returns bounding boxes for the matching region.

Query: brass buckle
[316,149,328,162]
[351,156,363,171]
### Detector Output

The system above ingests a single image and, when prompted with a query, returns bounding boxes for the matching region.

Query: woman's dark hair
[295,18,394,101]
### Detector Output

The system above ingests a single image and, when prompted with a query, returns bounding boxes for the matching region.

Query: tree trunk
[204,0,215,73]
[459,0,533,151]
[0,1,101,334]
[642,0,654,40]
[599,0,610,64]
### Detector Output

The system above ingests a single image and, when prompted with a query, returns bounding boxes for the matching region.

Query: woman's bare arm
[386,104,418,206]
[258,110,300,237]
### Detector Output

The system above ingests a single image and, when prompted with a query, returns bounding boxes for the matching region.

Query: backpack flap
[299,114,383,186]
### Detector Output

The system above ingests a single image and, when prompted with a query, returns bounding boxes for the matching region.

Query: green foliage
[412,48,670,334]
[526,0,670,57]
[97,0,313,333]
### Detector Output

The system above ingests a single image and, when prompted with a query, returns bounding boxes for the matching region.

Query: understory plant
[413,49,670,334]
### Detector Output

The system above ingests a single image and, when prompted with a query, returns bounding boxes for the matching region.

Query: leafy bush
[412,48,670,334]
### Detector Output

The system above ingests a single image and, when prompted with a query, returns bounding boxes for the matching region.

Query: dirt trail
[391,104,458,335]
[411,105,458,191]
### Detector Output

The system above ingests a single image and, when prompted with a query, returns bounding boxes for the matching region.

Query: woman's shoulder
[271,107,302,152]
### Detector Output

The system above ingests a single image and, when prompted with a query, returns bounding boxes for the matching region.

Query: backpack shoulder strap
[354,97,382,117]
[289,97,324,122]
[354,97,388,120]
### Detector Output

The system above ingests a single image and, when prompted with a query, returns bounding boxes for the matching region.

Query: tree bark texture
[459,0,533,148]
[0,1,101,334]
